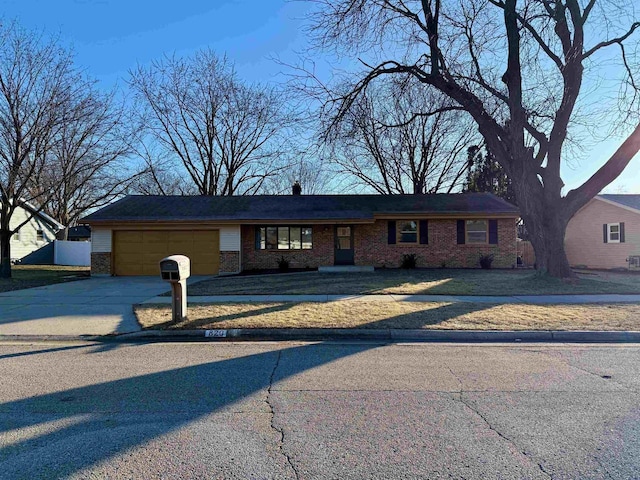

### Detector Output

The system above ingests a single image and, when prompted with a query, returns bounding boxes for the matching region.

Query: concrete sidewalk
[142,293,640,305]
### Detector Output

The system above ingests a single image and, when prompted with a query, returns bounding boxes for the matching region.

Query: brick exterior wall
[241,225,334,270]
[219,251,241,274]
[241,219,517,271]
[355,219,517,269]
[91,252,111,275]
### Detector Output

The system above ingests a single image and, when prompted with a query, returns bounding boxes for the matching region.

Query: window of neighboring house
[607,223,620,243]
[258,226,312,250]
[466,220,488,244]
[398,221,418,243]
[36,229,44,242]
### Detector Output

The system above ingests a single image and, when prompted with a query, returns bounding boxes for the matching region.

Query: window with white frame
[607,223,620,243]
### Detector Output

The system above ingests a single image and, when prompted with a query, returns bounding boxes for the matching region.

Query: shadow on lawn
[0,301,494,477]
[356,301,496,329]
[187,269,534,296]
[188,268,640,296]
[148,303,297,330]
[177,300,496,330]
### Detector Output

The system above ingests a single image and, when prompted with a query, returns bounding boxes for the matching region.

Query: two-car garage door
[113,230,220,276]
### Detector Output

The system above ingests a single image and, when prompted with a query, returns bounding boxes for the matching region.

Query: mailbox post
[159,255,190,322]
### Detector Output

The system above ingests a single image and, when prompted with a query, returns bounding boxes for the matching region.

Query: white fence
[53,240,91,266]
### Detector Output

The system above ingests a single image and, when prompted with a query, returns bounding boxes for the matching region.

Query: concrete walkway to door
[0,276,211,337]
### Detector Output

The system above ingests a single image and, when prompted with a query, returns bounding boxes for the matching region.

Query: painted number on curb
[205,329,227,338]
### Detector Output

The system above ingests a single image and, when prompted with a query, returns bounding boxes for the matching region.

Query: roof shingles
[599,194,640,212]
[82,193,519,223]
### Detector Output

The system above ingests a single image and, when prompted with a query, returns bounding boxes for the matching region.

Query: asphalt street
[0,341,639,479]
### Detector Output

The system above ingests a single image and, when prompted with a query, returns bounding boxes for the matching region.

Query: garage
[113,230,220,276]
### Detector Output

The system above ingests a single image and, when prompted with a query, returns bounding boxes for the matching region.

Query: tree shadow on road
[0,301,494,477]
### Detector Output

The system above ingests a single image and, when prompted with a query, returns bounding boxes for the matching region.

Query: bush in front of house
[400,253,417,269]
[277,256,290,272]
[479,254,494,269]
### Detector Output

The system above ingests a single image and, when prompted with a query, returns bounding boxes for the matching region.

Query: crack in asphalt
[265,350,300,480]
[446,365,554,479]
[527,349,637,393]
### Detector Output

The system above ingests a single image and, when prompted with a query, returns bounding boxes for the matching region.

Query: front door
[334,226,354,265]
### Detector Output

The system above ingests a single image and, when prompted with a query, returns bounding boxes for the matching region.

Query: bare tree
[0,23,92,277]
[129,50,297,196]
[327,77,475,194]
[132,156,197,196]
[30,89,135,239]
[308,0,640,277]
[262,153,334,195]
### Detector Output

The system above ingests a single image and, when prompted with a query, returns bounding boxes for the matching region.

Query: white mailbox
[159,255,190,322]
[160,255,191,282]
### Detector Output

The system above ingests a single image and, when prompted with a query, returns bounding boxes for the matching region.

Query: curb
[116,329,640,343]
[3,330,640,344]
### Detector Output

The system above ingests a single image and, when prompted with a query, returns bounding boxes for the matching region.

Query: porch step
[318,265,375,273]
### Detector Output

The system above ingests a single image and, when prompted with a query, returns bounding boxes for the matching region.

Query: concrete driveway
[0,276,209,337]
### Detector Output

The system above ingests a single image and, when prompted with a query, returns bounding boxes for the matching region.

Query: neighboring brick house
[82,192,519,276]
[565,194,640,270]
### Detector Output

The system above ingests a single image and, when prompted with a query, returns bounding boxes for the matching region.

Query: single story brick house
[81,192,519,276]
[565,194,640,270]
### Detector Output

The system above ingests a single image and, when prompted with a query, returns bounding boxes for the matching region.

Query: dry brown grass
[135,301,640,331]
[0,265,90,293]
[186,269,640,296]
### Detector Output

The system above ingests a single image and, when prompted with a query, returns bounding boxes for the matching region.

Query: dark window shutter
[457,220,465,244]
[620,222,625,243]
[388,221,396,244]
[489,219,498,244]
[255,227,261,250]
[419,220,428,244]
[603,224,608,243]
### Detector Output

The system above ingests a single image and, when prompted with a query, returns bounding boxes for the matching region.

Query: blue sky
[2,0,638,194]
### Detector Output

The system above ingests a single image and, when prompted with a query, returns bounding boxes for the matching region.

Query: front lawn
[186,268,640,296]
[0,265,90,293]
[135,301,640,331]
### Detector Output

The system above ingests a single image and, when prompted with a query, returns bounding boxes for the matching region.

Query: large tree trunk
[0,229,11,278]
[512,165,575,279]
[525,210,573,278]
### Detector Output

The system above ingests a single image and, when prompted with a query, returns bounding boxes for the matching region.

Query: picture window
[258,226,312,250]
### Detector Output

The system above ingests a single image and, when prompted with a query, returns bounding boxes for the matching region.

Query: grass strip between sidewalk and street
[135,301,640,331]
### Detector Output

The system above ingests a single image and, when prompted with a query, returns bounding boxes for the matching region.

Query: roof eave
[595,195,640,215]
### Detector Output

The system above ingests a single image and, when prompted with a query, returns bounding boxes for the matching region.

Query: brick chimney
[292,181,302,195]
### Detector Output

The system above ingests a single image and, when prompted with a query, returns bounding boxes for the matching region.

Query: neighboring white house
[7,203,64,261]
